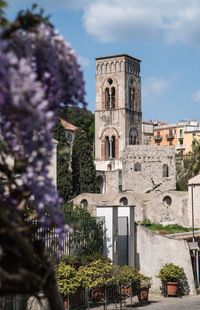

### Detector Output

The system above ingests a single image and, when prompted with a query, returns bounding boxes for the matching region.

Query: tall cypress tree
[53,122,72,202]
[72,129,97,196]
[0,0,8,27]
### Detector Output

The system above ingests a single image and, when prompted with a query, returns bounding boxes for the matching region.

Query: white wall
[137,225,196,295]
[97,207,113,260]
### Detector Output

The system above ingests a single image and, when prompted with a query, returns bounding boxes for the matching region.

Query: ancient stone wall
[122,145,176,193]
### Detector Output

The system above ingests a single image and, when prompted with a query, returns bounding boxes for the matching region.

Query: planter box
[137,287,149,301]
[63,289,85,310]
[163,281,181,297]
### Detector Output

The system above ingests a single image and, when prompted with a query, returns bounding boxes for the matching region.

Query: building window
[107,164,112,170]
[134,162,141,172]
[163,164,169,177]
[96,175,104,194]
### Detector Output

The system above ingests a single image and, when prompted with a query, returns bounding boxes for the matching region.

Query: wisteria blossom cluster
[0,23,85,233]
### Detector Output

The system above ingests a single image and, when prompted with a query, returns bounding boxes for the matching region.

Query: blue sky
[6,0,200,123]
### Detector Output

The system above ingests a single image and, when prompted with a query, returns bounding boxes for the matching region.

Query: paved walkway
[136,293,200,310]
[87,293,200,310]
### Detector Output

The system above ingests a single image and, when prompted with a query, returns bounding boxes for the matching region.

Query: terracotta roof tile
[60,118,77,131]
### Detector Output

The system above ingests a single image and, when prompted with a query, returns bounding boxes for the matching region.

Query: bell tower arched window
[111,87,115,108]
[103,78,117,110]
[105,88,110,109]
[129,127,138,145]
[129,78,136,110]
[105,136,110,159]
[111,135,115,158]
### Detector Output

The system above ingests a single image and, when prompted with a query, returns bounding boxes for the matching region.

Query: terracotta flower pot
[166,282,179,296]
[137,287,149,301]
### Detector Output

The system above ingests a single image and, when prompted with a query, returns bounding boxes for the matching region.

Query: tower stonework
[95,54,142,172]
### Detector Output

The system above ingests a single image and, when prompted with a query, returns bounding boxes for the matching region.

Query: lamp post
[188,182,199,285]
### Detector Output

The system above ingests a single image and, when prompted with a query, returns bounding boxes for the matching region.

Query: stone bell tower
[95,54,142,172]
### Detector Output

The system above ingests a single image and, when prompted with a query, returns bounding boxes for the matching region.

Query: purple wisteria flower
[0,23,85,236]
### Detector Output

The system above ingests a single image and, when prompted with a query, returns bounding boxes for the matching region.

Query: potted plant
[112,265,140,297]
[137,273,151,302]
[156,263,186,297]
[55,262,83,309]
[78,259,115,302]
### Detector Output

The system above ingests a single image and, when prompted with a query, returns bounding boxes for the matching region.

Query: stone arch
[116,61,120,72]
[80,199,88,208]
[101,77,119,110]
[119,197,128,206]
[101,127,119,160]
[111,62,115,73]
[129,127,138,145]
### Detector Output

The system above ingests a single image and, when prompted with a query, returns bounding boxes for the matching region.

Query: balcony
[154,135,162,142]
[176,144,186,150]
[166,134,174,140]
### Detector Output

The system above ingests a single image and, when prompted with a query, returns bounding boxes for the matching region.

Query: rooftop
[60,118,77,131]
[96,54,141,62]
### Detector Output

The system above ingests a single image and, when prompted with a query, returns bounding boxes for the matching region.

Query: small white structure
[188,174,200,227]
[96,205,135,265]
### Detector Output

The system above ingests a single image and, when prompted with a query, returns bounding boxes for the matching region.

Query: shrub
[138,273,151,288]
[112,265,140,284]
[78,259,113,289]
[55,262,81,296]
[157,263,186,282]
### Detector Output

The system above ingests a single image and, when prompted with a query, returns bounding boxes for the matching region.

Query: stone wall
[71,190,189,227]
[122,145,176,193]
[136,225,196,294]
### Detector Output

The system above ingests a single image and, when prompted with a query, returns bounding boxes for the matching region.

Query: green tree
[0,0,8,27]
[72,129,97,196]
[59,106,95,144]
[176,139,200,190]
[53,122,73,202]
[62,204,104,256]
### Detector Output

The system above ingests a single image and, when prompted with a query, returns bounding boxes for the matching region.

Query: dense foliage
[157,263,186,282]
[53,107,95,201]
[61,205,104,256]
[53,122,73,202]
[55,260,148,297]
[56,263,81,295]
[0,0,8,27]
[72,129,97,196]
[176,139,200,191]
[0,6,85,309]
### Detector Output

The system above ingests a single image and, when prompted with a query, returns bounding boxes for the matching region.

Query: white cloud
[143,77,170,97]
[77,55,90,67]
[83,0,200,46]
[192,89,200,103]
